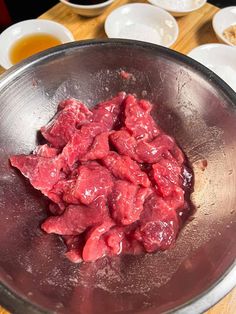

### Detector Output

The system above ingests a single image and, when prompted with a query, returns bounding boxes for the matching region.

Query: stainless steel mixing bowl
[0,40,235,314]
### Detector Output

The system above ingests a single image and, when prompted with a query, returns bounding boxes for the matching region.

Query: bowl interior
[148,0,206,13]
[0,40,236,314]
[188,44,236,91]
[105,4,178,47]
[213,7,236,44]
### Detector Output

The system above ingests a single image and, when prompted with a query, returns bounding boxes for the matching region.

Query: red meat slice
[10,93,193,263]
[136,135,175,163]
[60,178,79,205]
[33,144,60,158]
[61,122,107,168]
[124,94,160,140]
[41,98,93,148]
[106,223,144,255]
[92,92,126,130]
[10,155,64,197]
[82,218,115,262]
[109,129,141,162]
[102,152,150,188]
[109,180,151,225]
[152,158,183,199]
[73,162,114,205]
[46,176,78,207]
[171,145,185,165]
[41,198,107,235]
[63,235,84,263]
[81,132,109,161]
[136,193,180,252]
[105,227,124,255]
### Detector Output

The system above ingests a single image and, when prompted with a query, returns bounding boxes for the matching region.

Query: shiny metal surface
[0,40,235,314]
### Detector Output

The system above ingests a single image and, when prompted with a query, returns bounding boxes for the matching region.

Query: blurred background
[0,0,235,31]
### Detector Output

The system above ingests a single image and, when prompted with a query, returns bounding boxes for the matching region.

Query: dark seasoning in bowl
[68,0,106,3]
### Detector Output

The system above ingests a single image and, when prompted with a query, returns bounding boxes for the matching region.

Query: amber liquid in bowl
[10,33,62,65]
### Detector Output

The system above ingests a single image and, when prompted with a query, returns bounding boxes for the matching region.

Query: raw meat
[61,122,107,168]
[10,93,193,263]
[102,152,150,187]
[72,162,114,205]
[42,201,105,235]
[41,98,93,148]
[108,180,151,225]
[136,193,180,252]
[124,94,160,140]
[10,154,65,201]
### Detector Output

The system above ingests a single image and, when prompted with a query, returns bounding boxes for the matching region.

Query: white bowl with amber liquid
[0,19,74,70]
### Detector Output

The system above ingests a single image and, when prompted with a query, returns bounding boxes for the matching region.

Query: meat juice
[10,93,193,263]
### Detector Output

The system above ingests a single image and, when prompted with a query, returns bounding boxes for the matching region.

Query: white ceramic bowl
[188,43,236,92]
[105,3,179,47]
[212,6,236,46]
[147,0,206,17]
[0,19,74,69]
[59,0,115,17]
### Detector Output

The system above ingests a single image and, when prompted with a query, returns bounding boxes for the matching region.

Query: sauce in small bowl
[10,33,62,65]
[0,19,74,69]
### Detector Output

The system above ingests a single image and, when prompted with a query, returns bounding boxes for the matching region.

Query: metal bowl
[0,40,235,314]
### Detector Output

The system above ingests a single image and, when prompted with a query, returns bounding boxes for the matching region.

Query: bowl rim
[212,6,236,47]
[147,0,207,14]
[104,3,179,48]
[0,39,235,314]
[59,0,115,9]
[187,42,236,57]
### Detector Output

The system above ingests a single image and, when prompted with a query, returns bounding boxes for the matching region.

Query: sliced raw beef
[102,152,150,187]
[92,92,126,130]
[124,94,160,140]
[136,193,180,252]
[33,144,60,158]
[135,135,175,163]
[109,180,151,225]
[109,129,141,162]
[10,93,193,263]
[81,132,109,161]
[72,162,114,205]
[61,122,107,168]
[10,154,64,198]
[82,218,115,262]
[41,201,106,235]
[63,235,84,263]
[41,98,92,148]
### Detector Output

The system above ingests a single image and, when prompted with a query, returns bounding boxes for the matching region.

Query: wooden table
[0,1,236,313]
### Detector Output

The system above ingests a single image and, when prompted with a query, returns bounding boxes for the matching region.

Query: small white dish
[147,0,206,17]
[59,0,115,17]
[105,3,179,47]
[188,44,236,92]
[212,6,236,46]
[0,19,74,69]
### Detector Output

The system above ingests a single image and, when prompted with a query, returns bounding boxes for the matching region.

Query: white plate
[0,19,74,69]
[212,6,236,46]
[147,0,206,17]
[188,44,236,92]
[105,3,179,47]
